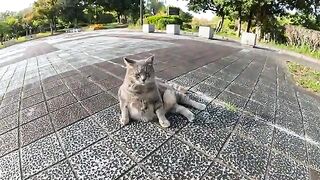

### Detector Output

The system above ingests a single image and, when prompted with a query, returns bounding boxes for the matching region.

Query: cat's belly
[128,105,156,122]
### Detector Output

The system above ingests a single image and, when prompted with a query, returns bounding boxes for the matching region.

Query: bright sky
[164,0,215,20]
[0,0,214,20]
[0,0,35,12]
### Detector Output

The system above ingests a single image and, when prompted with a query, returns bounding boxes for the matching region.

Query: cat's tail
[156,78,188,94]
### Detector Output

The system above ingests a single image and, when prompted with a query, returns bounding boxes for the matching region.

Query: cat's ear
[123,57,136,66]
[145,55,154,64]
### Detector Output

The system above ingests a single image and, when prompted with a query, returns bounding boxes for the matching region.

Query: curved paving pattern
[0,30,320,179]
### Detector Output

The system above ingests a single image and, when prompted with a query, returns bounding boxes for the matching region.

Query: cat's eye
[136,74,140,78]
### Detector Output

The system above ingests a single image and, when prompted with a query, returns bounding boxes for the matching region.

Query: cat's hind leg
[172,104,195,122]
[178,94,206,110]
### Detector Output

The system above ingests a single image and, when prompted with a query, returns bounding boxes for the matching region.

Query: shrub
[285,25,320,51]
[89,24,104,30]
[191,18,211,31]
[146,15,183,30]
[98,13,116,24]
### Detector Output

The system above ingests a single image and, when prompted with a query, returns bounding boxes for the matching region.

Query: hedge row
[146,15,183,30]
[285,25,320,51]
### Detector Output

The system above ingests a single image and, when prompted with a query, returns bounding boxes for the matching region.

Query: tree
[188,0,233,32]
[0,21,10,44]
[180,11,193,23]
[146,0,165,15]
[33,0,62,35]
[5,16,19,38]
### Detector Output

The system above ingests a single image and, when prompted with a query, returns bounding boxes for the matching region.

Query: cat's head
[123,56,155,85]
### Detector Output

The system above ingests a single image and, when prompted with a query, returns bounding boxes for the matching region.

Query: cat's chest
[128,96,156,122]
[128,95,159,121]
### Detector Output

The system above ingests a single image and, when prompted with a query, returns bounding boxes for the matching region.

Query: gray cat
[118,56,206,128]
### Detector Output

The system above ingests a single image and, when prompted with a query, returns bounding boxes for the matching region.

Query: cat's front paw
[186,113,195,122]
[197,103,206,110]
[120,117,130,126]
[159,119,171,128]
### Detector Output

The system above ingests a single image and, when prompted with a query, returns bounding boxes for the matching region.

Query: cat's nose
[141,76,147,82]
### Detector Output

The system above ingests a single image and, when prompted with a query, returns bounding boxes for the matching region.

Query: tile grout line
[199,55,266,180]
[44,57,81,180]
[294,89,312,179]
[18,60,28,180]
[262,60,279,180]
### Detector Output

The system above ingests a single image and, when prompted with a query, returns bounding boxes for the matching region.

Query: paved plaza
[0,29,320,179]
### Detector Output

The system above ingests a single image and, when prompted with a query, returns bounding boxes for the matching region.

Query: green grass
[216,31,241,41]
[103,23,127,29]
[128,23,142,30]
[0,31,57,49]
[260,41,320,60]
[16,37,27,43]
[224,102,238,112]
[287,61,320,93]
[37,32,52,38]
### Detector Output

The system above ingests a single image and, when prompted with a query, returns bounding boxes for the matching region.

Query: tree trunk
[117,13,121,23]
[246,9,253,32]
[50,22,54,35]
[0,34,3,45]
[256,25,261,41]
[216,13,225,32]
[237,18,241,37]
[237,7,242,37]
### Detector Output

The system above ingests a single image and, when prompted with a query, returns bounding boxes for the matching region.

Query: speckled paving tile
[217,91,248,109]
[272,130,307,163]
[28,160,76,180]
[219,134,270,179]
[0,101,19,119]
[21,133,65,178]
[71,84,103,101]
[0,151,20,179]
[0,128,18,157]
[238,114,274,147]
[81,92,118,114]
[58,117,107,156]
[203,103,241,130]
[93,104,122,134]
[171,71,208,88]
[177,121,230,157]
[97,77,123,91]
[21,93,45,110]
[112,121,171,161]
[202,77,230,91]
[0,94,20,107]
[267,151,309,180]
[22,86,42,99]
[20,102,48,125]
[275,112,304,135]
[226,82,253,98]
[310,168,320,180]
[190,83,222,99]
[44,84,69,100]
[50,103,89,130]
[20,115,54,147]
[0,113,18,135]
[42,79,64,91]
[47,92,77,112]
[69,137,135,179]
[245,100,275,122]
[118,166,153,180]
[307,143,320,170]
[202,161,249,180]
[141,138,212,180]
